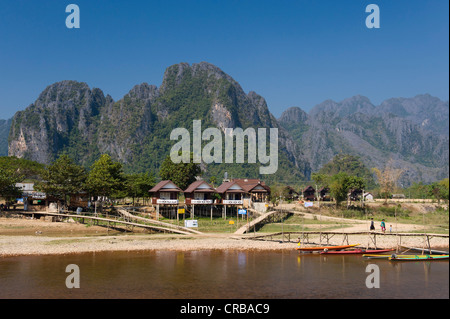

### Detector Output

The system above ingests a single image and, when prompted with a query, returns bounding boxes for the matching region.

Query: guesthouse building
[149,180,182,219]
[184,180,218,219]
[302,185,316,201]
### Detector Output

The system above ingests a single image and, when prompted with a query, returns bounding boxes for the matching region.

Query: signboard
[191,200,213,204]
[178,208,185,214]
[184,220,198,228]
[228,220,235,225]
[157,199,179,204]
[238,209,247,215]
[27,192,46,199]
[223,200,243,205]
[304,202,313,208]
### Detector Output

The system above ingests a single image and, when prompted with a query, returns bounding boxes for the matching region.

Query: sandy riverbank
[1,232,448,258]
[0,233,299,257]
[0,217,448,257]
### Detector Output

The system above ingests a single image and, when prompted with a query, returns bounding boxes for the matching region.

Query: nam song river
[0,250,448,299]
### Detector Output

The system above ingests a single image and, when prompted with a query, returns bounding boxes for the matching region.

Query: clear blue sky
[0,0,448,120]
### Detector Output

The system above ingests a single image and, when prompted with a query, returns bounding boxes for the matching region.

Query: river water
[0,250,448,299]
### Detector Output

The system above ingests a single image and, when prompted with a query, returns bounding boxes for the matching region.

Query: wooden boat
[296,244,359,252]
[321,249,394,255]
[389,255,449,261]
[399,246,449,255]
[364,254,413,259]
[363,254,442,259]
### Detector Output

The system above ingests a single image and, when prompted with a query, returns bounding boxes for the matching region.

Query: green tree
[35,155,87,209]
[406,182,428,199]
[0,156,45,181]
[85,154,125,202]
[159,153,201,190]
[329,172,365,207]
[439,178,449,203]
[0,166,23,202]
[209,176,217,187]
[318,154,376,189]
[311,173,330,188]
[429,179,449,204]
[125,172,155,205]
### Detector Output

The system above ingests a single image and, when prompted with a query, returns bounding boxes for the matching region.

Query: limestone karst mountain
[5,62,449,185]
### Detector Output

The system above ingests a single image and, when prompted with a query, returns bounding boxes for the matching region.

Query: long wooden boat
[400,246,449,255]
[296,244,359,252]
[321,249,394,255]
[363,254,445,259]
[389,255,449,261]
[363,254,415,259]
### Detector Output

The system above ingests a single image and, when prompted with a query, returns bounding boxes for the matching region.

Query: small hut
[216,181,244,204]
[348,189,363,201]
[149,180,182,204]
[232,179,271,203]
[184,180,217,219]
[302,186,316,201]
[282,186,300,201]
[184,180,216,205]
[149,181,182,219]
[319,187,331,201]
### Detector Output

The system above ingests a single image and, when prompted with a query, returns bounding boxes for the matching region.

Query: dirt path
[278,203,439,234]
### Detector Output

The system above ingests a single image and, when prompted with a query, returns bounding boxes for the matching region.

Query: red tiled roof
[302,185,315,192]
[149,180,182,193]
[232,179,270,193]
[184,180,216,193]
[215,181,244,193]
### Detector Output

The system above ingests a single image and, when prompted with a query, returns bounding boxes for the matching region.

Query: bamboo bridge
[17,210,201,235]
[234,207,449,252]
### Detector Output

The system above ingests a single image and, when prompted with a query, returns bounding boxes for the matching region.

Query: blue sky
[0,0,448,120]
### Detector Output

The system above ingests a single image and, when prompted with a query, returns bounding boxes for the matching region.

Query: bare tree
[372,159,404,204]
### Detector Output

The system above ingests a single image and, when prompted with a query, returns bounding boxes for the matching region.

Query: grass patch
[45,238,87,245]
[0,225,27,229]
[256,214,352,233]
[159,216,254,233]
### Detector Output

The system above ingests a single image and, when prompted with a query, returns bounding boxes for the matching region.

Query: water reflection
[0,250,448,299]
[238,252,247,269]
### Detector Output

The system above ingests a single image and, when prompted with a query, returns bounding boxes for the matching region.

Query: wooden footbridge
[18,209,202,235]
[234,207,449,252]
[245,230,449,248]
[234,210,291,235]
[238,228,448,253]
[117,209,203,234]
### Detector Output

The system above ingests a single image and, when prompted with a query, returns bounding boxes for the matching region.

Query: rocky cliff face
[8,62,310,181]
[8,81,109,166]
[6,62,449,185]
[0,118,11,156]
[278,95,449,185]
[377,94,449,137]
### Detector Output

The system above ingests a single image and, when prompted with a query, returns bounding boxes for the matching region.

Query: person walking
[370,218,375,231]
[381,219,386,233]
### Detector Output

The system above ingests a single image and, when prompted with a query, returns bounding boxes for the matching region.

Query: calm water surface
[0,250,448,299]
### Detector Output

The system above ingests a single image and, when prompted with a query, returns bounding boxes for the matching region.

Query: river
[0,250,448,299]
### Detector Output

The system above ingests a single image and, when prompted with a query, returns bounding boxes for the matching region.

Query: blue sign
[238,209,247,215]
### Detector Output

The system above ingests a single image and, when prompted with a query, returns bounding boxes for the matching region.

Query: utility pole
[282,200,285,243]
[315,184,320,209]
